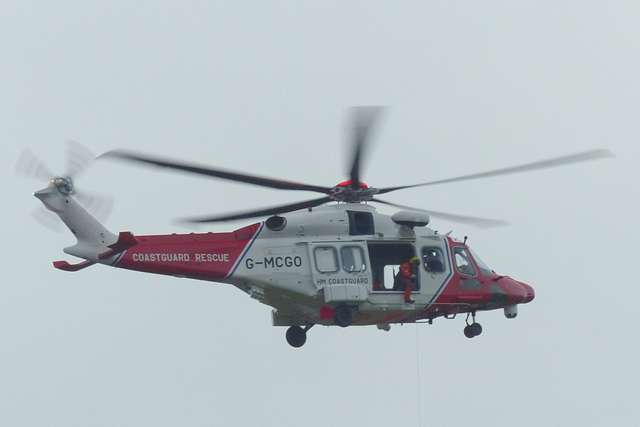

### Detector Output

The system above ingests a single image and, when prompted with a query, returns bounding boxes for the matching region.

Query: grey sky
[2,2,639,425]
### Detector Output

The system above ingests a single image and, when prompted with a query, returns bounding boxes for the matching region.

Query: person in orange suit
[393,260,417,303]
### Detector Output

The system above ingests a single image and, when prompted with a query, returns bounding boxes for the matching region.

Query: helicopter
[25,108,613,347]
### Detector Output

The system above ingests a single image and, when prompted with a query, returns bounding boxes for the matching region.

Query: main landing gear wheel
[333,305,354,328]
[464,312,483,338]
[286,324,314,348]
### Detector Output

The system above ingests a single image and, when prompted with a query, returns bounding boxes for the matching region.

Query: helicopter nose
[499,278,535,304]
[520,282,535,303]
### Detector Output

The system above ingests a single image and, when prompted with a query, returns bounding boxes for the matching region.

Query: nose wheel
[463,312,483,338]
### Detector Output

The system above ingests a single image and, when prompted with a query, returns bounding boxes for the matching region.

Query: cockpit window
[469,248,493,276]
[422,247,445,273]
[453,247,476,276]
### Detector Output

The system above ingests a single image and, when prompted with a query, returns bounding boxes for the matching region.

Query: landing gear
[286,324,314,348]
[333,305,354,328]
[464,322,483,338]
[463,312,483,338]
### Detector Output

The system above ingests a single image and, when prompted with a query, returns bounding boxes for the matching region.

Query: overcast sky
[2,2,639,426]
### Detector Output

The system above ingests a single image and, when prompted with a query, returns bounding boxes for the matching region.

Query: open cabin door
[366,239,451,304]
[367,242,422,306]
[309,242,371,304]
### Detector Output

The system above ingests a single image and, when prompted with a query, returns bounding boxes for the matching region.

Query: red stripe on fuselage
[114,223,261,282]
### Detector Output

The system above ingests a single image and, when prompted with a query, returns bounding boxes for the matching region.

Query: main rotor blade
[101,150,332,194]
[182,196,332,223]
[348,106,384,189]
[378,149,615,194]
[373,198,510,228]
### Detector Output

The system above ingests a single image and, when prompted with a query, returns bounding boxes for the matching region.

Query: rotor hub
[329,181,379,203]
[52,176,75,196]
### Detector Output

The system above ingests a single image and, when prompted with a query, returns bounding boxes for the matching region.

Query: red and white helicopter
[24,108,612,347]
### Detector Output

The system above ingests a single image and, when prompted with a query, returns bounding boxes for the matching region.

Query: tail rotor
[17,141,114,229]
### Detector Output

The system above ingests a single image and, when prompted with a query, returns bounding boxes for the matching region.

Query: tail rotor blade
[16,148,54,181]
[30,207,64,232]
[65,140,96,179]
[76,190,114,224]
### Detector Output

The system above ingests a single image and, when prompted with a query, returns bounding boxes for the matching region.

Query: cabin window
[341,246,366,273]
[422,247,445,273]
[453,247,476,276]
[314,247,339,273]
[348,211,375,235]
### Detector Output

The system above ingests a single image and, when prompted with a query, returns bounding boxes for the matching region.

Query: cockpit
[452,246,493,277]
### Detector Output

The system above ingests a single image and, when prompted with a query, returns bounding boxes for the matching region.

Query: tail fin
[35,183,118,260]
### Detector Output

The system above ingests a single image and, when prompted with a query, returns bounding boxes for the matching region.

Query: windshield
[469,248,493,276]
[453,247,476,276]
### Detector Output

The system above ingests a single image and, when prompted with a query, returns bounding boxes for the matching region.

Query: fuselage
[110,203,534,327]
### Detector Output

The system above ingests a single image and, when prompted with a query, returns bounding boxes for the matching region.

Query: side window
[422,247,445,273]
[348,211,375,235]
[341,246,366,273]
[314,247,339,273]
[453,247,476,276]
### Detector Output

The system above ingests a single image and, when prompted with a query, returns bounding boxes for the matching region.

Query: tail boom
[112,223,262,282]
[35,183,118,261]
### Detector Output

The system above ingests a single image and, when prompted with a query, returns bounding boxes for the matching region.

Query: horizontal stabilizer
[53,260,96,272]
[54,231,137,272]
